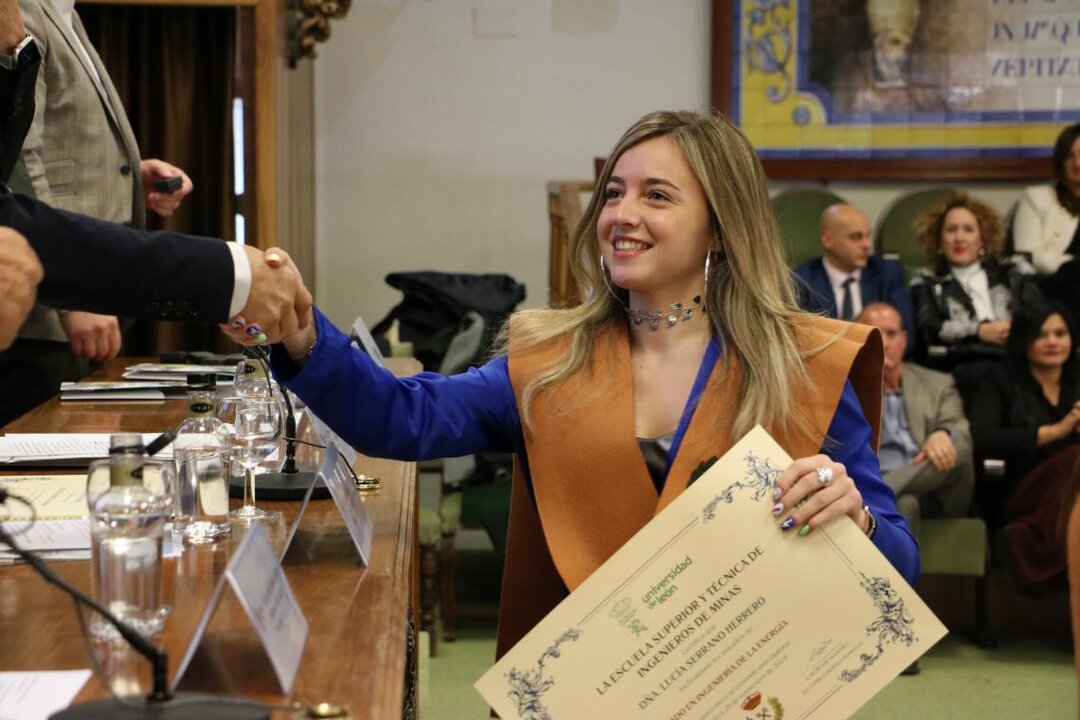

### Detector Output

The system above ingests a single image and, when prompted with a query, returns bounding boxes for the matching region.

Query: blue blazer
[269,308,920,586]
[794,256,916,355]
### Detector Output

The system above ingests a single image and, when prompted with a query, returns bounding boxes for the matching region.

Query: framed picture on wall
[711,0,1077,180]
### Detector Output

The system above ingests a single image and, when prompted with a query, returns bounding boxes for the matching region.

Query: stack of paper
[0,475,91,562]
[0,433,174,465]
[123,363,235,383]
[0,475,181,563]
[60,381,185,402]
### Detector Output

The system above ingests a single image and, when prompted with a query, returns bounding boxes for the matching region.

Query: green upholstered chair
[873,186,958,281]
[918,517,992,645]
[770,187,847,268]
[417,505,442,656]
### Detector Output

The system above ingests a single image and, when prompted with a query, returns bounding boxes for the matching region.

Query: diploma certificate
[476,427,946,719]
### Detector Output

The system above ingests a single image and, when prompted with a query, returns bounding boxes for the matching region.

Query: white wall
[314,0,712,326]
[314,1,1036,327]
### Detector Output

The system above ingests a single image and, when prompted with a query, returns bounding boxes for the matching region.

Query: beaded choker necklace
[625,295,705,331]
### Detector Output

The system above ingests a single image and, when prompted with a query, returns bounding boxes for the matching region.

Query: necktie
[840,277,855,321]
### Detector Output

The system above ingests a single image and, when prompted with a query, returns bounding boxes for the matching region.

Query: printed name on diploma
[595,544,768,705]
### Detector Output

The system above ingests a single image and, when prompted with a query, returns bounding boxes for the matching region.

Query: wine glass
[215,396,283,523]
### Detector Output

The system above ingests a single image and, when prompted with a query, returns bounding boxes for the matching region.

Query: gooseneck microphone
[228,346,327,501]
[0,492,269,720]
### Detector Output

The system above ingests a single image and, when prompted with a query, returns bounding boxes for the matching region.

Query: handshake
[0,225,314,352]
[224,245,314,346]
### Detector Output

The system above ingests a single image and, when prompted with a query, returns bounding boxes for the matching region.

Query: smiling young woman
[254,110,918,659]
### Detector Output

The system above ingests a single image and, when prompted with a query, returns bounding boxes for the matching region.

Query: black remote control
[152,176,183,193]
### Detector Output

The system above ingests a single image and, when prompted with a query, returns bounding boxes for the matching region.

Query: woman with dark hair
[970,300,1080,594]
[1014,124,1080,275]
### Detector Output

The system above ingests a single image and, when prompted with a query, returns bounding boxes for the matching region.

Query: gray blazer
[18,0,144,341]
[887,362,973,488]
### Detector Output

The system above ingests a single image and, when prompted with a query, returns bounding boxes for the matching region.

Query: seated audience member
[971,300,1080,595]
[857,302,974,542]
[793,203,914,341]
[228,111,919,660]
[910,192,1042,401]
[1013,123,1080,313]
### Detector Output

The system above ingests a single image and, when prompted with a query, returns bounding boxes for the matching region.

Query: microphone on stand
[227,347,328,501]
[0,490,269,720]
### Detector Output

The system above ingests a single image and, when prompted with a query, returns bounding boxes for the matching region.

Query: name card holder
[307,412,357,468]
[173,524,309,694]
[321,442,373,565]
[350,316,386,367]
[276,442,372,565]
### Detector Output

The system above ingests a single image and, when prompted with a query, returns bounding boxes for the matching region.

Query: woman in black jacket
[970,301,1080,594]
[910,192,1043,400]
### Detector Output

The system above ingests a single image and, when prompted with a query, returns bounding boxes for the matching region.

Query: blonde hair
[497,110,819,442]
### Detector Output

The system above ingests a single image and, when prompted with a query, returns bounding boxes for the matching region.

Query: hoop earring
[598,255,625,305]
[704,252,712,287]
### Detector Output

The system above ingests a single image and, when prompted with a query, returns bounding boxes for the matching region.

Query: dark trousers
[0,338,90,427]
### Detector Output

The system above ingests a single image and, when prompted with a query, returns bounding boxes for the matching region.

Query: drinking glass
[216,396,283,523]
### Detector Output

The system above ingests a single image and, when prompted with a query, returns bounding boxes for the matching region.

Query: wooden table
[0,358,421,719]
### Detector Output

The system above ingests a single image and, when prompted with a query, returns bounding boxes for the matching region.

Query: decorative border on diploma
[484,430,940,719]
[505,452,781,717]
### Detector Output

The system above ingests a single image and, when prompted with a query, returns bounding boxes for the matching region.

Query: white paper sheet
[0,670,92,720]
[0,433,174,464]
[0,475,87,519]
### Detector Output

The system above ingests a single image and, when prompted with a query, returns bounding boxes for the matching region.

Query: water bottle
[235,357,278,398]
[86,433,173,640]
[174,374,230,543]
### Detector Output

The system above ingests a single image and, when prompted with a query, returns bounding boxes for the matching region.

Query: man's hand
[0,0,27,52]
[220,246,313,345]
[59,311,121,360]
[913,429,958,472]
[0,227,42,350]
[140,159,193,218]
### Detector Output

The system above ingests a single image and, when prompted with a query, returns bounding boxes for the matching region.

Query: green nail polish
[798,525,811,537]
[255,333,267,344]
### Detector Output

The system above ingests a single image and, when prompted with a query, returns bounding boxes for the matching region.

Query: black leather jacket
[909,257,1042,364]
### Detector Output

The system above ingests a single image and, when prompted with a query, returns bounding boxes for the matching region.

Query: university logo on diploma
[475,427,946,719]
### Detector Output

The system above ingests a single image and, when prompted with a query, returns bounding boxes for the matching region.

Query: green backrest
[771,188,847,268]
[874,187,957,281]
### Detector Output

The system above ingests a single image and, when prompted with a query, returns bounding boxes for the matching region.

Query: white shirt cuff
[226,242,252,317]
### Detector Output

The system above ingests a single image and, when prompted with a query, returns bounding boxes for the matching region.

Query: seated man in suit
[794,203,915,353]
[857,302,974,542]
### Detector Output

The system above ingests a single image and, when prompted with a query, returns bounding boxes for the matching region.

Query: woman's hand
[976,319,1011,345]
[220,247,313,347]
[260,249,317,359]
[772,455,867,536]
[1040,402,1080,445]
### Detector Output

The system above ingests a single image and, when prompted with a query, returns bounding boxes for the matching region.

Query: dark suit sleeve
[792,262,832,315]
[880,259,916,357]
[0,55,39,182]
[0,190,235,322]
